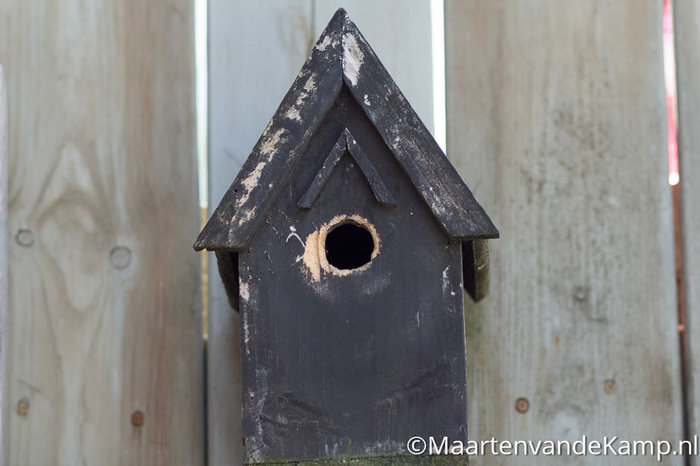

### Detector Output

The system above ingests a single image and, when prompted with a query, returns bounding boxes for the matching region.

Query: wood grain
[446,1,683,464]
[674,2,700,463]
[0,1,204,464]
[0,63,7,466]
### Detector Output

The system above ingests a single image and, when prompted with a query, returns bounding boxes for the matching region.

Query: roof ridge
[194,9,498,252]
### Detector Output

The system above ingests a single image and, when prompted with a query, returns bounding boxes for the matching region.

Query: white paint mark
[241,299,252,356]
[364,94,371,106]
[442,265,450,292]
[415,311,420,328]
[240,282,250,301]
[286,226,305,248]
[343,33,364,86]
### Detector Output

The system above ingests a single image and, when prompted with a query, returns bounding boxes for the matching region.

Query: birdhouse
[195,9,498,465]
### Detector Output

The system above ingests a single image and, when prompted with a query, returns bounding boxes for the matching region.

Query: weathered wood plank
[446,1,683,464]
[207,1,313,464]
[674,2,700,462]
[0,63,8,466]
[313,0,434,135]
[0,1,204,465]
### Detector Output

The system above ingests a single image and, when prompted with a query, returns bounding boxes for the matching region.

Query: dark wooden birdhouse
[195,9,498,465]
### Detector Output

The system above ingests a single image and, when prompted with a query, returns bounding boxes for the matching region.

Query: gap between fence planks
[674,2,700,464]
[0,63,8,466]
[0,1,204,464]
[206,2,434,464]
[446,1,683,464]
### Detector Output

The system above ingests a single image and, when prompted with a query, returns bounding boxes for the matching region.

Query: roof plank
[194,9,346,251]
[340,15,499,240]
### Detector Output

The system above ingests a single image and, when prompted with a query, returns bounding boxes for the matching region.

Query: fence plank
[207,2,313,464]
[446,2,683,464]
[0,1,204,465]
[674,1,700,461]
[312,0,434,134]
[0,63,7,466]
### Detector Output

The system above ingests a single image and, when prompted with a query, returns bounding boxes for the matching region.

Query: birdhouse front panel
[195,8,498,464]
[238,88,468,463]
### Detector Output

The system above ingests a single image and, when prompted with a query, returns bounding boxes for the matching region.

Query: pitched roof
[194,8,499,251]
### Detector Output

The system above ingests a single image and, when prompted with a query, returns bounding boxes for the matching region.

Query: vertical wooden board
[446,2,682,464]
[313,0,434,135]
[0,1,204,465]
[0,63,7,466]
[207,1,312,464]
[675,2,700,462]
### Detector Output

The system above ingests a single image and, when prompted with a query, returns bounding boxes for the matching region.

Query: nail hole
[15,229,35,248]
[16,400,29,417]
[131,410,145,427]
[603,379,616,395]
[110,246,132,270]
[515,397,529,413]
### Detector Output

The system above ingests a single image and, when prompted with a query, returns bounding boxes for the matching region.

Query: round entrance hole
[324,222,376,270]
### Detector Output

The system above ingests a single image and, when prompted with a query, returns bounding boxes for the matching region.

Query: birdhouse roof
[194,8,499,251]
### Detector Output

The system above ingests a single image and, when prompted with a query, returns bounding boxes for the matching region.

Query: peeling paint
[240,281,250,301]
[303,74,316,92]
[343,33,364,86]
[260,128,286,161]
[285,106,302,121]
[316,34,332,51]
[286,75,317,122]
[242,162,266,193]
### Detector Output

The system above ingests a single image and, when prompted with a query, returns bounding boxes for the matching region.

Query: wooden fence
[1,0,698,465]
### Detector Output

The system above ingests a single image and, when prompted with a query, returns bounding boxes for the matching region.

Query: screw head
[131,410,145,427]
[16,400,29,416]
[603,379,616,394]
[515,397,529,413]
